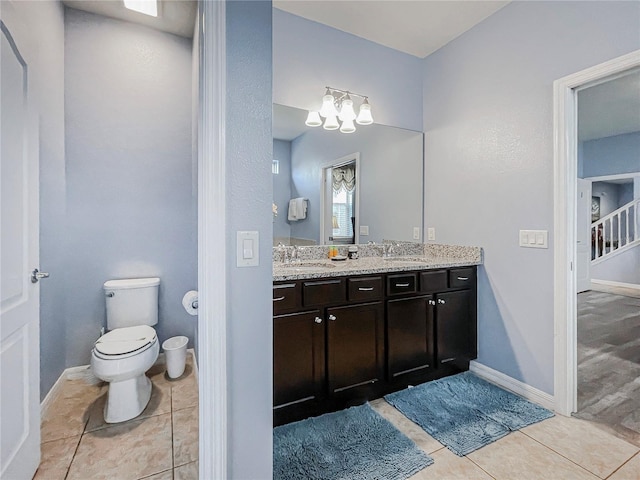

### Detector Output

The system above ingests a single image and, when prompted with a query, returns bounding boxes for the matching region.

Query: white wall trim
[198,1,227,479]
[591,239,640,265]
[470,361,555,412]
[553,49,640,417]
[591,279,640,291]
[586,173,640,182]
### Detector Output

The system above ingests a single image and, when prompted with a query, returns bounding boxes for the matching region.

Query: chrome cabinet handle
[457,277,469,281]
[428,299,436,306]
[314,317,323,324]
[328,314,337,321]
[31,269,49,284]
[273,296,285,302]
[395,283,410,287]
[438,299,446,304]
[358,287,374,291]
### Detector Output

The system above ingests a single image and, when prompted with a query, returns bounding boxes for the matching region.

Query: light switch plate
[237,231,259,266]
[427,227,436,241]
[519,229,548,249]
[413,227,420,240]
[360,225,369,236]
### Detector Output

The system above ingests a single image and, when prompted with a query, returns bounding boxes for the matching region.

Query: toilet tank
[104,277,160,329]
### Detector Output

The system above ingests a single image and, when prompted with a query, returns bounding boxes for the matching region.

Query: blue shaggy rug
[273,403,433,480]
[385,372,554,456]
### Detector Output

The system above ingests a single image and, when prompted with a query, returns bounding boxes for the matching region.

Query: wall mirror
[273,104,424,246]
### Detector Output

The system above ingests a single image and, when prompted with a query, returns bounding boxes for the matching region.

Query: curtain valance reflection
[332,165,356,192]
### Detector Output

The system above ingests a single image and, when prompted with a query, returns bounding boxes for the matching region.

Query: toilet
[91,277,160,423]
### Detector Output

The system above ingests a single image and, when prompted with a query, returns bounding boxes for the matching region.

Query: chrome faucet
[291,245,300,263]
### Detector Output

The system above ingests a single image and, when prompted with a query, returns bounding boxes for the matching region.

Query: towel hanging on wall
[288,198,308,221]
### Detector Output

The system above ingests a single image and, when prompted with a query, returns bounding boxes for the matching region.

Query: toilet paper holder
[191,300,198,309]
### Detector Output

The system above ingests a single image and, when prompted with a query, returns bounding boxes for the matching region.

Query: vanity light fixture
[124,0,158,17]
[305,87,374,133]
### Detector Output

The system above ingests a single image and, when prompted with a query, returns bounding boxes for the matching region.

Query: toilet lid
[94,325,157,356]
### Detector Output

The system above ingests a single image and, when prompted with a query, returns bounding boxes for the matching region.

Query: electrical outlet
[413,227,420,240]
[427,227,436,241]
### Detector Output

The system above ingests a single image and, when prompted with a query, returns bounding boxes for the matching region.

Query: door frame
[320,152,360,245]
[198,1,227,478]
[553,49,640,416]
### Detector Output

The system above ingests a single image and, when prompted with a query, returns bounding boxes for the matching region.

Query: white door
[576,178,591,293]
[1,2,41,478]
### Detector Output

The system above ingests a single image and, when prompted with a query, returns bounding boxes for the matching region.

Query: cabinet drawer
[303,279,346,307]
[449,267,476,289]
[348,276,383,303]
[420,270,448,293]
[386,273,417,296]
[273,283,299,315]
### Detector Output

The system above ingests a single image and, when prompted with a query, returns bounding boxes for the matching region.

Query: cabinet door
[326,302,384,394]
[273,310,325,409]
[436,290,472,365]
[387,296,434,379]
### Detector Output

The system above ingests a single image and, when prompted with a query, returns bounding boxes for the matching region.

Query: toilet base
[104,374,152,423]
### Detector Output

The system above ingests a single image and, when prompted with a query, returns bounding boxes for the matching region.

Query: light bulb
[305,111,322,127]
[338,96,356,122]
[340,118,356,134]
[323,114,339,130]
[356,98,373,125]
[319,89,337,118]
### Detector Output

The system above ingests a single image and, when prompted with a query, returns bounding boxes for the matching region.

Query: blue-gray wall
[226,2,273,477]
[591,247,640,285]
[580,131,640,178]
[14,0,68,401]
[273,8,423,132]
[273,139,292,242]
[63,9,196,368]
[422,1,640,395]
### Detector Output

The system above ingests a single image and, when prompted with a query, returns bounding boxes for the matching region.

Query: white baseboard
[469,361,555,412]
[591,279,640,291]
[41,348,199,416]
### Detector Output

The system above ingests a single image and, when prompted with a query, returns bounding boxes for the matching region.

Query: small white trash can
[162,336,189,379]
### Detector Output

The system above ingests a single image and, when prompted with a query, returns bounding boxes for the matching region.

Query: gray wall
[63,9,196,367]
[592,182,622,217]
[226,2,273,477]
[591,247,640,285]
[619,182,634,206]
[12,0,67,400]
[273,8,423,132]
[580,131,640,178]
[289,125,423,244]
[422,0,640,394]
[273,139,292,241]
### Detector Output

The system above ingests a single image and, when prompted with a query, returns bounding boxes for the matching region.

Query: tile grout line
[519,429,621,479]
[62,433,83,480]
[604,450,640,479]
[463,453,498,480]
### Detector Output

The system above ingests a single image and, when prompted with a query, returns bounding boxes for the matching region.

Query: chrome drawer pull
[457,276,469,281]
[428,299,436,306]
[358,287,374,291]
[273,296,285,302]
[314,317,323,324]
[395,283,410,287]
[441,357,456,363]
[437,299,446,304]
[328,314,337,321]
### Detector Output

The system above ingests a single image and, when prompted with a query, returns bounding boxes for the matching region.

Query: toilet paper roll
[182,290,199,316]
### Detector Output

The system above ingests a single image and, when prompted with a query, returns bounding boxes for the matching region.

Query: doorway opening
[553,50,640,431]
[321,153,360,245]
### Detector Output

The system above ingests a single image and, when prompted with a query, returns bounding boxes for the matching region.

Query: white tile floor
[35,360,198,480]
[371,398,640,480]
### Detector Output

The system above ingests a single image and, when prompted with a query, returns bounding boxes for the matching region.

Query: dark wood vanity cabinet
[273,266,477,425]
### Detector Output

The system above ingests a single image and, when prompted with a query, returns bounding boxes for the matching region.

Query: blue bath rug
[273,403,433,480]
[384,372,554,456]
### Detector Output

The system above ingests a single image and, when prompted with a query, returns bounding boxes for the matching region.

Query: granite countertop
[273,244,482,282]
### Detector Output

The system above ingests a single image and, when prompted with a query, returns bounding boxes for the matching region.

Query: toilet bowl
[91,277,161,423]
[91,325,160,423]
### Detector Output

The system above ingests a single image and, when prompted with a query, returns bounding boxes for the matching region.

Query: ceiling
[273,104,312,141]
[274,0,510,58]
[62,0,197,38]
[578,70,640,142]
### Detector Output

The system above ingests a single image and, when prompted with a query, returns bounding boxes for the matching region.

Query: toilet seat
[93,325,157,360]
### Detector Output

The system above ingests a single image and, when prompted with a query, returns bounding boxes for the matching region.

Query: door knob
[31,269,50,283]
